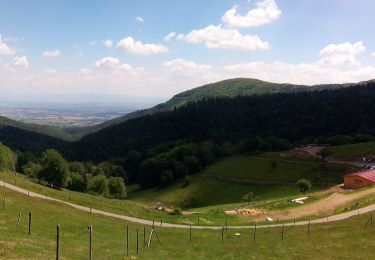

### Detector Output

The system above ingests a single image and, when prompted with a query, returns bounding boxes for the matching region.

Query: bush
[87,175,109,196]
[171,207,182,215]
[180,176,190,188]
[21,162,41,178]
[296,179,312,194]
[67,172,87,192]
[38,149,69,189]
[108,177,127,199]
[160,170,174,186]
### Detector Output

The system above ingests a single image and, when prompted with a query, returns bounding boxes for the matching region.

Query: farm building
[344,170,375,189]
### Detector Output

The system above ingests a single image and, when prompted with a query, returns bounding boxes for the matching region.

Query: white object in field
[266,217,273,222]
[363,158,367,162]
[235,233,241,236]
[291,197,308,204]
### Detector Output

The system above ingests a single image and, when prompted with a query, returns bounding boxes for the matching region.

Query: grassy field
[1,185,375,259]
[0,153,352,226]
[199,155,335,182]
[326,141,375,160]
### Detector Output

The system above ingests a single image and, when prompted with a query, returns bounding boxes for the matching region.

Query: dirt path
[2,180,375,230]
[254,187,375,221]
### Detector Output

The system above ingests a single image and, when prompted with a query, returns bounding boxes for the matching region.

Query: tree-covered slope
[0,115,71,140]
[69,78,357,137]
[67,80,375,161]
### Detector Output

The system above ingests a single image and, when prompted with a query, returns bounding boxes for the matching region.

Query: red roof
[345,169,375,183]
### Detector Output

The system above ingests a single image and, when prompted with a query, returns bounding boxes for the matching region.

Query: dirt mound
[225,208,267,216]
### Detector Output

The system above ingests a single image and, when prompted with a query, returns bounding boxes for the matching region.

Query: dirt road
[254,187,375,221]
[2,180,375,230]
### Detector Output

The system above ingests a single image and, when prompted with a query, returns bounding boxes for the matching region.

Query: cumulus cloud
[11,56,29,68]
[136,16,144,22]
[164,58,214,78]
[103,39,113,48]
[222,0,281,28]
[164,32,176,42]
[93,56,143,75]
[319,41,365,66]
[117,36,168,55]
[177,25,269,51]
[0,35,16,55]
[42,50,61,58]
[371,52,375,57]
[224,61,375,85]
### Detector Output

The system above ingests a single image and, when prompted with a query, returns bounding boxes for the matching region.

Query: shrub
[87,174,109,196]
[0,143,16,171]
[108,177,127,199]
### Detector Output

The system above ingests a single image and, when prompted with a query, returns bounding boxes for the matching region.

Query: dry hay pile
[225,208,267,216]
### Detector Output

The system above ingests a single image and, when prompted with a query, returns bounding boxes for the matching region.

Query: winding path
[1,180,375,230]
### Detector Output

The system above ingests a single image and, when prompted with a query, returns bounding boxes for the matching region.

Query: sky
[0,0,374,100]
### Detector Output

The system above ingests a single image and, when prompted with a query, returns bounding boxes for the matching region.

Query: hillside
[0,115,71,140]
[2,171,375,259]
[68,80,375,161]
[67,78,358,138]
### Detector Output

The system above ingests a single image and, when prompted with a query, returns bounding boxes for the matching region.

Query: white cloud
[103,39,113,48]
[136,16,144,22]
[371,52,375,57]
[42,50,61,58]
[224,61,375,85]
[222,0,281,28]
[0,35,16,55]
[178,25,269,51]
[319,41,365,66]
[164,58,214,79]
[117,36,168,55]
[11,56,29,68]
[164,32,176,42]
[93,56,143,75]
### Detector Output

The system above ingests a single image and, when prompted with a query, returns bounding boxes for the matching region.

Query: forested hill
[67,80,375,162]
[0,116,70,141]
[67,78,356,137]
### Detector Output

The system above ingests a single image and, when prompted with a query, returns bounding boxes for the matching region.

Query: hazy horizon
[0,0,374,101]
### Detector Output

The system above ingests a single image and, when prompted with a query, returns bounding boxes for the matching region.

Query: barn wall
[344,176,374,189]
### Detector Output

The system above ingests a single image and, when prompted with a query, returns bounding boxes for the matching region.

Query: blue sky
[0,0,374,99]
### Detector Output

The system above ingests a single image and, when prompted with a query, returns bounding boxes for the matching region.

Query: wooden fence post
[56,225,60,260]
[88,225,92,260]
[2,193,6,209]
[126,225,129,256]
[17,212,21,227]
[189,225,192,244]
[136,228,139,254]
[294,218,296,227]
[221,226,224,244]
[28,212,32,235]
[371,213,373,229]
[308,220,311,238]
[253,223,257,242]
[161,219,163,227]
[281,224,284,240]
[143,227,146,248]
[225,217,228,231]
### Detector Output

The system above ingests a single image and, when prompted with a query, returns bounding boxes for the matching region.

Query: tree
[242,192,255,205]
[67,172,87,192]
[22,162,42,178]
[108,177,127,198]
[296,179,312,194]
[270,160,278,170]
[87,175,109,196]
[69,161,85,175]
[39,149,69,188]
[138,159,161,188]
[160,170,174,186]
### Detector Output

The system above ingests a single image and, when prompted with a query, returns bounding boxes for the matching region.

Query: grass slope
[326,141,375,160]
[1,184,375,259]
